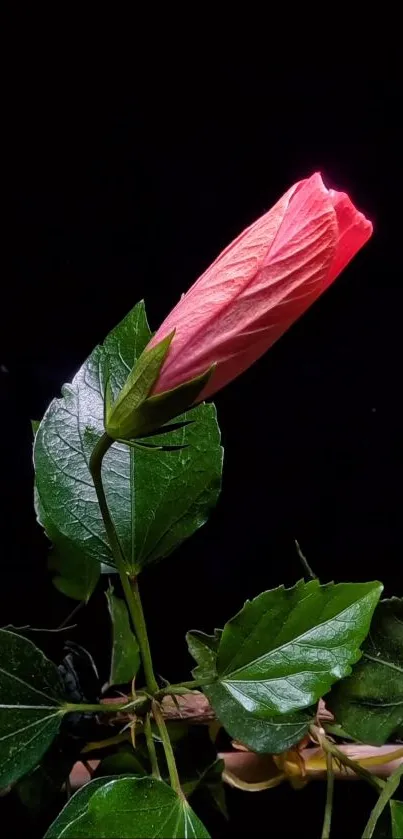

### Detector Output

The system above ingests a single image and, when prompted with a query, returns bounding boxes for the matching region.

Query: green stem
[156,678,213,698]
[90,432,180,796]
[152,700,183,797]
[311,727,384,793]
[129,577,159,695]
[144,712,161,780]
[321,751,334,839]
[362,764,403,838]
[89,433,158,695]
[62,702,128,714]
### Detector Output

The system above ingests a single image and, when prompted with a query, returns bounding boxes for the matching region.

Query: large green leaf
[34,301,222,575]
[187,581,382,753]
[0,629,66,787]
[106,587,140,686]
[328,598,403,745]
[45,775,210,838]
[390,800,403,838]
[201,580,382,717]
[186,630,313,753]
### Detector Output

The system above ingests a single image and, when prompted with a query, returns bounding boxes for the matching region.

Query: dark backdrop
[2,50,401,836]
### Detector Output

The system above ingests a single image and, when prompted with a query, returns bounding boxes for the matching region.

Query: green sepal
[31,419,41,436]
[105,331,175,439]
[118,438,189,452]
[107,351,215,441]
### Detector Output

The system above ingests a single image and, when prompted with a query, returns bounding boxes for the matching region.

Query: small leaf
[0,630,66,787]
[390,800,403,838]
[45,775,210,838]
[187,629,222,682]
[34,301,223,575]
[186,629,313,753]
[328,598,403,744]
[106,587,140,686]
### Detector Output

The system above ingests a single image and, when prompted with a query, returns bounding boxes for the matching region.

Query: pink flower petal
[144,173,372,403]
[327,189,373,286]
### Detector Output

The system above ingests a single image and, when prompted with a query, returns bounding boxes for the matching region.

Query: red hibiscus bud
[148,172,372,401]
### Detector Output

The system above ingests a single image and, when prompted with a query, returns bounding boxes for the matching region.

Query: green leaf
[34,302,151,575]
[187,629,222,682]
[328,598,403,745]
[207,686,314,754]
[390,800,403,838]
[186,630,314,753]
[212,580,382,717]
[187,581,382,753]
[0,629,66,787]
[106,587,140,686]
[45,775,210,837]
[34,301,223,575]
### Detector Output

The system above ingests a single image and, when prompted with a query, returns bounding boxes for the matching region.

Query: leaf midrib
[0,665,62,706]
[363,652,403,675]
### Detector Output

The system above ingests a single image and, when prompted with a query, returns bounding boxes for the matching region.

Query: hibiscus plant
[1,174,402,838]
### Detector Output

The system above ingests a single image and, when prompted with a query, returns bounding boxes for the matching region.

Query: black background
[1,43,401,837]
